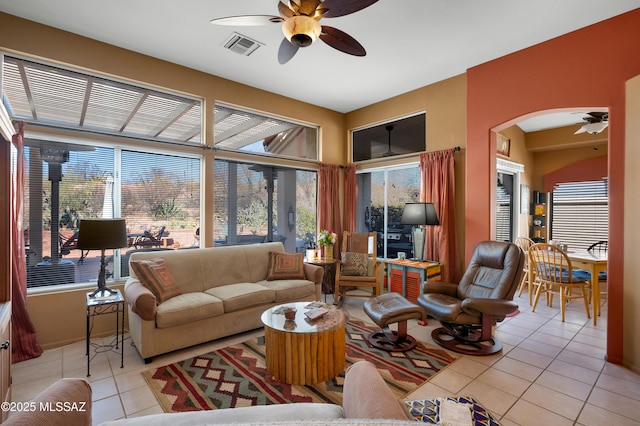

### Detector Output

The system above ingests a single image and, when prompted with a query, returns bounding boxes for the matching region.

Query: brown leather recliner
[417,241,524,355]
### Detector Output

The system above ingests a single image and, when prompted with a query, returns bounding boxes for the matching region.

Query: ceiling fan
[210,0,378,64]
[381,125,396,157]
[574,112,609,135]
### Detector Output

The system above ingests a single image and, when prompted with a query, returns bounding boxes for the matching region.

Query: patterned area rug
[142,319,456,413]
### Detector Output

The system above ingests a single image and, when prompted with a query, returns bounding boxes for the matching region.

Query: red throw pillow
[267,252,305,281]
[130,258,181,303]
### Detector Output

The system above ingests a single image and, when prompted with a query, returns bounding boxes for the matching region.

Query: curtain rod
[341,146,461,168]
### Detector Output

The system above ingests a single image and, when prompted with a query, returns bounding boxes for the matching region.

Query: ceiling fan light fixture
[580,121,608,135]
[282,16,321,47]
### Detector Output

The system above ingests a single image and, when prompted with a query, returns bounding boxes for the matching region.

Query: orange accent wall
[543,156,607,192]
[466,9,640,365]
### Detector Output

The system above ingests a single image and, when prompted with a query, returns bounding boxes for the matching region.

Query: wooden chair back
[334,231,379,303]
[341,231,376,260]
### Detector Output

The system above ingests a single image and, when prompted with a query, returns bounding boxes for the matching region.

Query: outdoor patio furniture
[59,230,88,263]
[134,226,167,249]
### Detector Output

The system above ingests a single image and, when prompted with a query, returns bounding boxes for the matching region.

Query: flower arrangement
[317,229,337,246]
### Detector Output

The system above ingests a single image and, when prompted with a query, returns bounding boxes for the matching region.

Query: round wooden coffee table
[261,302,347,385]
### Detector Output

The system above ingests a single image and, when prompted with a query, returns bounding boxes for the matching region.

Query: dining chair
[515,236,535,304]
[587,240,608,302]
[529,243,591,322]
[334,231,380,304]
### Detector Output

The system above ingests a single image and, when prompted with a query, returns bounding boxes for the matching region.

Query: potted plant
[317,229,337,259]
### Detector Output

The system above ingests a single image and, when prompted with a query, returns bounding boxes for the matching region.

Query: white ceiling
[517,112,598,133]
[1,0,639,121]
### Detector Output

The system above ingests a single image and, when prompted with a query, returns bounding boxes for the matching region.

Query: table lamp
[77,218,127,298]
[400,203,439,261]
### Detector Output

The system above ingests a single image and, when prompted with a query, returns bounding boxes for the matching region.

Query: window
[352,113,425,162]
[355,165,420,258]
[213,159,316,253]
[3,55,204,290]
[16,139,201,289]
[3,56,203,144]
[496,159,524,243]
[214,104,318,161]
[550,180,608,251]
[496,172,514,242]
[120,150,201,276]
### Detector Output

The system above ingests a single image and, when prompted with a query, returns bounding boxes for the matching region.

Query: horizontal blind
[496,183,512,242]
[213,159,316,253]
[551,180,608,251]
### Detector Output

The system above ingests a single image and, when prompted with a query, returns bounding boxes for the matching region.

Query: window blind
[213,159,316,253]
[551,180,608,251]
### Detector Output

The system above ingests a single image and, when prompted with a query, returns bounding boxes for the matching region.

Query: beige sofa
[5,361,413,425]
[124,242,323,362]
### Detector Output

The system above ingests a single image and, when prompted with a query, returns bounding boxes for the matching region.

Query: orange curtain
[420,148,461,282]
[318,163,342,259]
[11,122,43,362]
[342,165,357,232]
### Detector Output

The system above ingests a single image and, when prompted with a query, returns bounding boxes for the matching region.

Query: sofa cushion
[130,258,182,303]
[341,252,368,276]
[156,292,224,328]
[206,283,276,313]
[256,279,316,303]
[267,252,305,281]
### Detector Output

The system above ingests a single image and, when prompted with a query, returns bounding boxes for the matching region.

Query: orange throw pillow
[130,258,181,303]
[267,252,305,281]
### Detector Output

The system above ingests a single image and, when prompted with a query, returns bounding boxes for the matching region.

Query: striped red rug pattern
[142,319,456,413]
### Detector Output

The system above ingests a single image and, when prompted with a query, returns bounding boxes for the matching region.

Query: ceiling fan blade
[278,2,295,19]
[574,127,587,135]
[210,15,282,26]
[319,26,366,56]
[587,112,608,121]
[321,0,379,18]
[278,38,299,64]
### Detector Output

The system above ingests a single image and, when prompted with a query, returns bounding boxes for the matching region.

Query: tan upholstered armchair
[334,231,380,304]
[417,241,524,355]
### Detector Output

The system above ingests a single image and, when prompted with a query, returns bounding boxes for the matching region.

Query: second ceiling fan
[575,112,609,135]
[211,0,378,64]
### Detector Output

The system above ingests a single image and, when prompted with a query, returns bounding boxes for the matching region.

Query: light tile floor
[11,292,640,425]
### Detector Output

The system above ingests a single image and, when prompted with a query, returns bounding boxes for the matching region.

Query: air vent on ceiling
[222,32,263,56]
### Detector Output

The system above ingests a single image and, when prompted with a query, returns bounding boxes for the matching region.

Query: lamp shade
[77,219,127,250]
[400,203,439,226]
[581,121,608,135]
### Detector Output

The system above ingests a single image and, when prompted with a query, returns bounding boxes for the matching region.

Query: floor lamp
[77,218,127,298]
[400,203,439,261]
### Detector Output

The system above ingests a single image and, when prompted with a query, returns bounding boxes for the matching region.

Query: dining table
[527,248,607,326]
[566,249,607,325]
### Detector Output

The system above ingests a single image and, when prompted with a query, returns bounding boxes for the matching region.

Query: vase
[323,244,334,259]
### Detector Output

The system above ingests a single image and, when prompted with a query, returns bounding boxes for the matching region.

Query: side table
[304,257,338,302]
[383,259,442,304]
[86,289,125,377]
[261,302,347,385]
